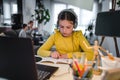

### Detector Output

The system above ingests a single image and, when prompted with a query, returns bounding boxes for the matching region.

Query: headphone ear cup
[73,13,78,29]
[74,20,78,29]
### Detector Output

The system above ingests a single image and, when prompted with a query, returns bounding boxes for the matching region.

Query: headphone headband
[57,9,78,29]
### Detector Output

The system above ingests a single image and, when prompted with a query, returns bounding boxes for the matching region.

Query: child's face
[58,20,74,37]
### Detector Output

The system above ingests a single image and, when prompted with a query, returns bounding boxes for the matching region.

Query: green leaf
[31,0,50,26]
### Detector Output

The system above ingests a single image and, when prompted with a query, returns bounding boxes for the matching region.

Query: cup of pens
[71,55,93,80]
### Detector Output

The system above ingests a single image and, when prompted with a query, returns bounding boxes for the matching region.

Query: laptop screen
[0,36,38,80]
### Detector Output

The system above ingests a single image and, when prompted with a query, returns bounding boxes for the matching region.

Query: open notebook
[0,36,58,80]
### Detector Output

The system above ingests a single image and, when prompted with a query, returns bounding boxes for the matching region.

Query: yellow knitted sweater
[37,30,94,60]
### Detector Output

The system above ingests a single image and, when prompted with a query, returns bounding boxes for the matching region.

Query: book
[35,55,94,65]
[40,57,73,64]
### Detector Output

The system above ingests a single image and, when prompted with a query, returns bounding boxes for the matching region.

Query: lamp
[95,10,120,57]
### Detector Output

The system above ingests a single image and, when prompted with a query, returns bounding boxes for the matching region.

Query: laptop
[0,36,58,80]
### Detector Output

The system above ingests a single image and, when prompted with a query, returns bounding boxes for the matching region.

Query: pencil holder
[73,67,93,80]
[70,59,93,80]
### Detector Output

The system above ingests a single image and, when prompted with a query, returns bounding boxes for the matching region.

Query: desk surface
[36,62,102,80]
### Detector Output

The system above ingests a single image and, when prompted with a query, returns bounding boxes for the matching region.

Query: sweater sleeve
[37,34,55,57]
[67,31,94,61]
[79,31,94,60]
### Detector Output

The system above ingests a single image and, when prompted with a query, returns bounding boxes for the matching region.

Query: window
[12,3,17,14]
[3,3,10,19]
[53,2,93,33]
[80,9,93,25]
[3,0,17,25]
[53,3,66,28]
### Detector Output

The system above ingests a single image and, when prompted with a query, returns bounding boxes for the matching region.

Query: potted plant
[31,0,50,26]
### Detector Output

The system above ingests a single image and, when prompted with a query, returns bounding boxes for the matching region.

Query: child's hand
[50,51,60,59]
[59,54,68,59]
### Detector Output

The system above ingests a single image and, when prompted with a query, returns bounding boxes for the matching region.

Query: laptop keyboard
[37,69,50,80]
[36,64,59,80]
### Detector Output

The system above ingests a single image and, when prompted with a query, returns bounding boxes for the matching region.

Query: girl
[37,9,94,60]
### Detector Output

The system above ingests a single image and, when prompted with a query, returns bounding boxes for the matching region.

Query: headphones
[57,9,78,29]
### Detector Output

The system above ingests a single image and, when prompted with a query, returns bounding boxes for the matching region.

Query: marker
[74,59,81,77]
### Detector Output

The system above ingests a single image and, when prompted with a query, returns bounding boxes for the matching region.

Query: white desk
[36,62,102,80]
